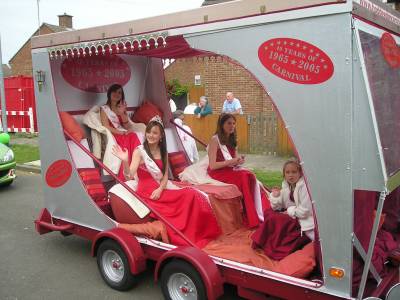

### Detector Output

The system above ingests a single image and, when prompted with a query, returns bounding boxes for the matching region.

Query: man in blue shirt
[222,92,243,114]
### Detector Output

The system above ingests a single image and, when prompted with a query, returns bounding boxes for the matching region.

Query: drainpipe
[0,34,8,133]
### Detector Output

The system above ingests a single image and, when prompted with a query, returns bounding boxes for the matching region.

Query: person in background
[222,92,243,114]
[194,96,212,118]
[173,110,199,163]
[169,99,177,113]
[183,102,197,114]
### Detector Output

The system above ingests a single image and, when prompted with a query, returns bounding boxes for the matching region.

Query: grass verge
[10,144,40,164]
[253,169,283,189]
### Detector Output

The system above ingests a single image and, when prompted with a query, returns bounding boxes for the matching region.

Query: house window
[194,75,201,86]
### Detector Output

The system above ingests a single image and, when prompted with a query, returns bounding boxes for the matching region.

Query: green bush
[166,79,189,97]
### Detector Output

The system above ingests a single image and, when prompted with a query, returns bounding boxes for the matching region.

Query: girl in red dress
[112,118,221,248]
[207,113,268,228]
[100,84,140,180]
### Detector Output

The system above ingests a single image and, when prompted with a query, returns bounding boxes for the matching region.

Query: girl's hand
[237,155,245,165]
[228,157,240,167]
[150,187,163,200]
[112,144,129,162]
[271,187,281,197]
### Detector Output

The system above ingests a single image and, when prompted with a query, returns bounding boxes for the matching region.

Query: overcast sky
[0,0,204,64]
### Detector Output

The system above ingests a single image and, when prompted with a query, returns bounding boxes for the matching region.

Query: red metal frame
[154,246,224,300]
[92,228,147,275]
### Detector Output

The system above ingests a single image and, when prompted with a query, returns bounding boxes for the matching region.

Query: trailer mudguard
[91,228,146,275]
[154,246,223,300]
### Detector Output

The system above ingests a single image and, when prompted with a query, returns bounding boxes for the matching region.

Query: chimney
[58,13,73,29]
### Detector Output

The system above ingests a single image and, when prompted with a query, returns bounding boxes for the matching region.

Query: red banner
[380,32,400,69]
[45,160,72,188]
[258,38,334,84]
[61,55,131,93]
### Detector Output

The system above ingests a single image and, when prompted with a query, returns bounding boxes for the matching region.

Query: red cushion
[109,193,151,224]
[131,101,163,124]
[78,168,107,202]
[168,151,190,180]
[59,111,85,141]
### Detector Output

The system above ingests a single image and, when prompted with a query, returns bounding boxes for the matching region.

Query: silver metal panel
[185,13,354,297]
[351,28,385,191]
[354,19,400,192]
[32,50,116,231]
[352,0,400,35]
[144,58,183,152]
[31,0,351,49]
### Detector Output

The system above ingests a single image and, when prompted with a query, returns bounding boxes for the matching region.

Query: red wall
[0,76,37,132]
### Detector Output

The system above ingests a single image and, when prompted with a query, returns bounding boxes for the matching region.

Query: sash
[137,145,180,190]
[214,135,234,161]
[101,105,126,131]
[137,145,210,203]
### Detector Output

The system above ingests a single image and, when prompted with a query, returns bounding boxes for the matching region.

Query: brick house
[165,0,277,154]
[1,64,12,77]
[9,13,73,76]
[164,0,400,154]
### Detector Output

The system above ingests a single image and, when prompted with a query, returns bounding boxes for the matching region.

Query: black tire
[161,260,207,300]
[96,239,137,291]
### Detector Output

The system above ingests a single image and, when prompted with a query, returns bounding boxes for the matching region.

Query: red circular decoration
[45,160,72,188]
[258,38,334,85]
[380,32,400,69]
[61,55,131,93]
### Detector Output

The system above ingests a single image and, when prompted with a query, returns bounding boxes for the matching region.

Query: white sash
[214,135,264,222]
[214,135,233,161]
[101,105,126,131]
[137,145,180,190]
[137,145,211,203]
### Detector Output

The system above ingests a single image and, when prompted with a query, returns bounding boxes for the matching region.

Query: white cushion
[67,138,95,168]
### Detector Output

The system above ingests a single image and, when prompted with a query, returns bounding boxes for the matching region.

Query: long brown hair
[106,84,125,107]
[215,113,237,148]
[143,121,168,175]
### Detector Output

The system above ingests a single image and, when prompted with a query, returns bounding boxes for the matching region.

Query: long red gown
[112,115,141,180]
[208,145,266,228]
[136,160,221,248]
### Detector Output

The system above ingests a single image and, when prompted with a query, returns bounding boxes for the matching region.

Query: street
[0,172,241,300]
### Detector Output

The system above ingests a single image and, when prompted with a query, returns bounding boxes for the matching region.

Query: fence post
[28,107,34,133]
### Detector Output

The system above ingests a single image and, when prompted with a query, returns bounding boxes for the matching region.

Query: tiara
[149,115,164,127]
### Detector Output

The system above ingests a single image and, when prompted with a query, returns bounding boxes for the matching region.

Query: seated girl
[112,117,221,248]
[100,84,140,180]
[252,159,313,260]
[207,113,268,228]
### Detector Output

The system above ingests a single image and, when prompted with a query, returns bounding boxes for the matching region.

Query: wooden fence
[183,114,249,153]
[182,113,294,155]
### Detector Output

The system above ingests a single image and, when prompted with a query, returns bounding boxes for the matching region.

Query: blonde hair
[282,158,303,178]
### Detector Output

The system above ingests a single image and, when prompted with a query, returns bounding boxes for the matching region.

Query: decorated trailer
[32,0,400,299]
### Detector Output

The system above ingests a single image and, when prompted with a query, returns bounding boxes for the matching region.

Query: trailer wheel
[97,239,136,291]
[161,260,207,300]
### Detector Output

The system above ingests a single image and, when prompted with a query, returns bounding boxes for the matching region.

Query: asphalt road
[0,172,242,300]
